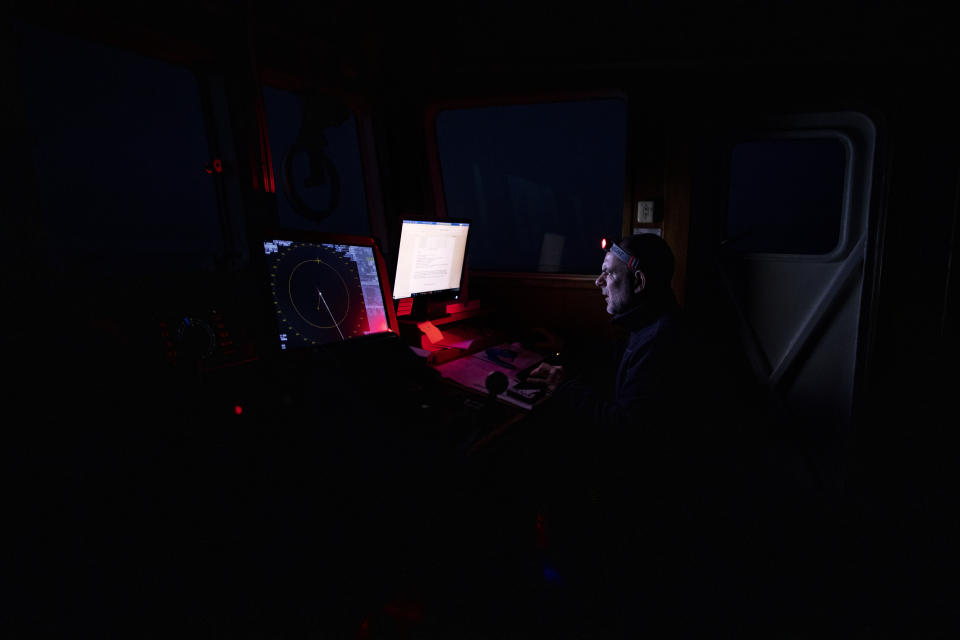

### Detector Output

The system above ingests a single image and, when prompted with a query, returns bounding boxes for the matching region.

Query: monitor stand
[409,296,449,321]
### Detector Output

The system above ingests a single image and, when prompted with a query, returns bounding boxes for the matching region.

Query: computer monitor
[392,218,471,318]
[261,231,398,352]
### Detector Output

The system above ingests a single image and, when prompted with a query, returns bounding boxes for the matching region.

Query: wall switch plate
[637,201,655,223]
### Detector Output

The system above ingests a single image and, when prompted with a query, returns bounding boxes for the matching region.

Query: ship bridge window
[12,20,219,279]
[432,97,627,273]
[262,87,370,236]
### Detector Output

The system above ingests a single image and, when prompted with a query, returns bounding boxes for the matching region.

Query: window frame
[257,68,389,255]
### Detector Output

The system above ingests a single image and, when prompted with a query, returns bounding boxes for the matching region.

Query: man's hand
[527,362,565,387]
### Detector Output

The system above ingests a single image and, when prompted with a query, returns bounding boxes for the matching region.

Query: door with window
[687,112,879,449]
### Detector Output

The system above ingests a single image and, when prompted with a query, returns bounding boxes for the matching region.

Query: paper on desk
[433,342,546,410]
[408,345,431,358]
[434,326,476,350]
[417,320,445,344]
[441,338,474,349]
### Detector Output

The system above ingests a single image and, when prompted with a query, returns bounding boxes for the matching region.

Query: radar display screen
[263,237,391,350]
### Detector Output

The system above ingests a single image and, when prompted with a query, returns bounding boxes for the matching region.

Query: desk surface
[397,309,555,452]
[431,341,549,410]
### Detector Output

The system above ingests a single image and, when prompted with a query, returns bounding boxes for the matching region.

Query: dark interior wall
[1,13,49,336]
[860,69,960,624]
[863,75,960,467]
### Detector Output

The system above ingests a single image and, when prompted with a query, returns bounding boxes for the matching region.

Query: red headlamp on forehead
[610,243,639,270]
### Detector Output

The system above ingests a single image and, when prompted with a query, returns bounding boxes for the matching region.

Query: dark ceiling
[15,1,957,78]
[254,1,956,72]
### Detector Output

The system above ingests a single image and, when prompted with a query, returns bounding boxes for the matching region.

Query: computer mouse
[485,370,509,396]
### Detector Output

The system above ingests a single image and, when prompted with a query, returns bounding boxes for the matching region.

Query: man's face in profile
[596,250,637,315]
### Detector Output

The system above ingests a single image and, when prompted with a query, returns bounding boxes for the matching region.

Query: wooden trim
[470,271,598,288]
[468,270,615,339]
[423,106,447,219]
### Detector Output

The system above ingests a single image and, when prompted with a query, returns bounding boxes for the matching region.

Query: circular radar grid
[270,243,366,346]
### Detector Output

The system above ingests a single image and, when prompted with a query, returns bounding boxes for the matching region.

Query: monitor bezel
[392,217,472,301]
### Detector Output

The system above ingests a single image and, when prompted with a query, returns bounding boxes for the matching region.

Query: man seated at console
[528,232,686,425]
[515,232,742,634]
[524,232,699,501]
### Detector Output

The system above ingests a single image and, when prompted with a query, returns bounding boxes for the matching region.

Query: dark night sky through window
[13,20,219,280]
[726,138,846,255]
[436,99,627,273]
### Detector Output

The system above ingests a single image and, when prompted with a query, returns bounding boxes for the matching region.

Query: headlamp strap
[611,244,639,271]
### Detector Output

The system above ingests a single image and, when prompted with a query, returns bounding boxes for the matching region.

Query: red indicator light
[601,238,608,250]
[234,405,243,416]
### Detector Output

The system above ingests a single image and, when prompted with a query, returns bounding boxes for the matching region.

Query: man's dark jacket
[552,291,694,440]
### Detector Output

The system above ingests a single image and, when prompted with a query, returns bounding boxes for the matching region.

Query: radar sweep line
[317,287,345,340]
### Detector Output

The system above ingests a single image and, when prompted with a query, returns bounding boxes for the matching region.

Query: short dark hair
[618,233,675,292]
